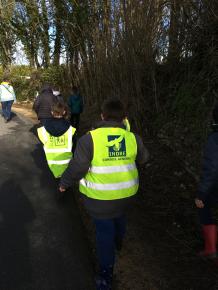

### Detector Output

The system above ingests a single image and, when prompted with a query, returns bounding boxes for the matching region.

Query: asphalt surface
[0,111,94,290]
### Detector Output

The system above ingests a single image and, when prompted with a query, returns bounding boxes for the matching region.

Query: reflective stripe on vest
[80,178,138,191]
[47,159,71,165]
[89,164,136,174]
[37,126,75,178]
[79,127,138,200]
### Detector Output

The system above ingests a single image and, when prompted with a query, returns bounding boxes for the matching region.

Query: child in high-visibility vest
[37,101,76,199]
[59,98,149,289]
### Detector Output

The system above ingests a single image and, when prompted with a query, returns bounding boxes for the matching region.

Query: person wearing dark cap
[67,86,83,131]
[52,86,64,103]
[33,83,57,125]
[37,101,76,200]
[195,104,218,258]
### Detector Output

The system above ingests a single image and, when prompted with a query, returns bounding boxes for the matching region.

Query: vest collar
[95,120,126,130]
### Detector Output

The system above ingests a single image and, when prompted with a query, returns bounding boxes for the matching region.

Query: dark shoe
[198,251,217,259]
[95,267,113,290]
[95,276,111,290]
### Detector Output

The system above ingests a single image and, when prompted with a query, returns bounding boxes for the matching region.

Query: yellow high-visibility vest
[123,118,131,131]
[37,126,76,178]
[79,127,138,200]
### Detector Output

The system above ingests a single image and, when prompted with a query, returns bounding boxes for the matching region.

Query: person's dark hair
[51,101,67,117]
[72,86,78,94]
[213,104,218,123]
[2,77,10,82]
[40,83,53,93]
[101,98,126,122]
[52,85,60,91]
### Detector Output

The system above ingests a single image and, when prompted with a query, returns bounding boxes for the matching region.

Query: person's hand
[195,198,205,208]
[59,186,66,192]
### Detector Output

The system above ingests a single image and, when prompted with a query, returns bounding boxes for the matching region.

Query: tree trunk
[168,0,181,65]
[41,0,50,68]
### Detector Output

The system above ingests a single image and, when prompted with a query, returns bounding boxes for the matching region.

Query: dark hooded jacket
[60,120,149,218]
[68,94,83,114]
[41,118,76,152]
[197,125,218,201]
[44,118,70,137]
[33,85,57,120]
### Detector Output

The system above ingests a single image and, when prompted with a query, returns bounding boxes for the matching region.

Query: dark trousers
[1,100,14,120]
[198,194,218,225]
[70,114,80,130]
[93,216,126,271]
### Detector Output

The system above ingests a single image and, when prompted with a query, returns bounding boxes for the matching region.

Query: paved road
[0,112,94,290]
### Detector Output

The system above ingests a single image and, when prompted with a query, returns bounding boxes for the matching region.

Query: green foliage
[171,84,207,121]
[40,65,66,88]
[0,65,72,101]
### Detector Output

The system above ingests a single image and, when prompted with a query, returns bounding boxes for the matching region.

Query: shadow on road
[30,143,58,193]
[29,141,95,289]
[28,123,57,192]
[0,110,17,121]
[9,111,17,120]
[29,123,41,138]
[0,179,35,290]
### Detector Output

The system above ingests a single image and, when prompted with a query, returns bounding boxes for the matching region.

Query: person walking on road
[37,101,76,200]
[67,86,83,131]
[59,98,149,290]
[33,84,57,125]
[195,104,218,259]
[0,78,16,123]
[53,86,64,103]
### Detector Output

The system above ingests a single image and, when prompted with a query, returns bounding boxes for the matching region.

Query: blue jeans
[93,216,126,270]
[1,100,14,120]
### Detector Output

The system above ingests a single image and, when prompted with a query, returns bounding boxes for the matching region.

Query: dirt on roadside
[79,109,218,290]
[114,140,218,290]
[13,102,38,123]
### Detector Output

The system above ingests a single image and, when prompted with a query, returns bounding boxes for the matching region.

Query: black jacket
[60,121,149,218]
[44,118,70,137]
[198,127,218,201]
[33,86,57,120]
